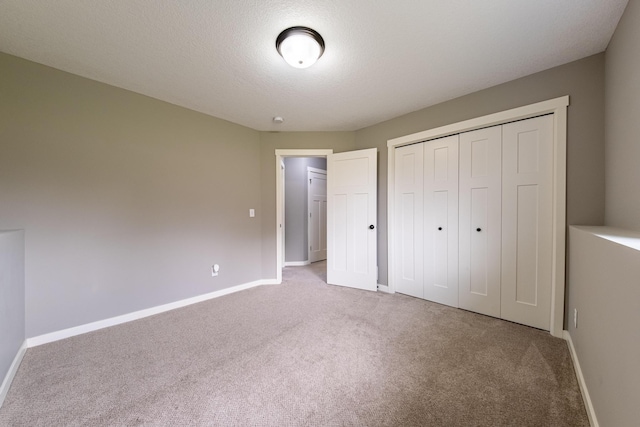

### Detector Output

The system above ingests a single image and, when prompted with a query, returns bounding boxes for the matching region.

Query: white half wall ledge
[564,330,599,427]
[26,279,276,348]
[0,341,27,409]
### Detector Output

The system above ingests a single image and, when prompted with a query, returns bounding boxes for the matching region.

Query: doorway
[282,157,327,266]
[275,150,332,285]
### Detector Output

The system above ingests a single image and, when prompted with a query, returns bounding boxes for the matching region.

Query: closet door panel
[459,127,501,318]
[394,144,424,298]
[424,135,459,307]
[501,115,553,330]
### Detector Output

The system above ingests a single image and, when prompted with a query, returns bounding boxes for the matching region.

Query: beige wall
[605,0,640,230]
[259,132,356,279]
[0,53,263,337]
[355,53,606,288]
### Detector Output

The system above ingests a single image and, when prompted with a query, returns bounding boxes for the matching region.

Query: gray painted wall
[562,2,640,425]
[568,227,640,426]
[0,230,25,390]
[605,0,640,230]
[283,157,326,263]
[0,53,263,337]
[355,53,606,291]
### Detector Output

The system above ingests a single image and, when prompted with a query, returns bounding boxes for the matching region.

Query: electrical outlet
[211,264,220,277]
[574,308,578,328]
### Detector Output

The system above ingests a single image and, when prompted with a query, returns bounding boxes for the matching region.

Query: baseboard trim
[0,340,27,409]
[377,284,394,294]
[563,330,598,427]
[284,260,311,267]
[27,279,267,348]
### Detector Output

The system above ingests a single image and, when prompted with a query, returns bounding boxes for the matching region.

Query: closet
[393,114,553,330]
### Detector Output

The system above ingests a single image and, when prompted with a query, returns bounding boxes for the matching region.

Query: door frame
[275,149,333,284]
[307,166,327,263]
[387,96,569,337]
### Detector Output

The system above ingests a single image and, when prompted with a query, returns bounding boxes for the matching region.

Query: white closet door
[394,143,424,298]
[423,135,459,307]
[501,115,553,330]
[459,126,502,318]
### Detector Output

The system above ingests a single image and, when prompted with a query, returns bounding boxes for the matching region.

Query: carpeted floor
[0,261,588,426]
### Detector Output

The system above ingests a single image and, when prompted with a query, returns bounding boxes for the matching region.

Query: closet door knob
[438,227,443,231]
[476,228,482,232]
[369,225,375,230]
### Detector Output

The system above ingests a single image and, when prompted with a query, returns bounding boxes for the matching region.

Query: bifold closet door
[423,135,459,307]
[458,126,502,318]
[394,143,424,298]
[501,115,553,330]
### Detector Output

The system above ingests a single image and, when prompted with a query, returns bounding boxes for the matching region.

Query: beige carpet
[0,261,588,426]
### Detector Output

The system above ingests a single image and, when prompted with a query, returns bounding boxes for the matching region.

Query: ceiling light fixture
[276,26,325,69]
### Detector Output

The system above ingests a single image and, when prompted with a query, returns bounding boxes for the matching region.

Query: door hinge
[309,178,312,184]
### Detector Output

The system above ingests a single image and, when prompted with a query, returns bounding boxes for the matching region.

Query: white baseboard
[563,330,598,427]
[0,340,27,409]
[260,278,281,285]
[377,284,394,294]
[284,260,310,267]
[27,279,268,348]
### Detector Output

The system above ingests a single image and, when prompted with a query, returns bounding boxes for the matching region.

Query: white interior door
[327,148,377,291]
[308,168,327,263]
[501,115,553,330]
[459,126,502,318]
[424,135,459,307]
[280,160,286,271]
[394,143,424,298]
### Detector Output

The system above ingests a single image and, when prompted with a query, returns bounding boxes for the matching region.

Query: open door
[308,168,327,263]
[327,148,377,291]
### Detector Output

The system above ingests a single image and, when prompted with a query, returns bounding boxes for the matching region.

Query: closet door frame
[387,96,569,338]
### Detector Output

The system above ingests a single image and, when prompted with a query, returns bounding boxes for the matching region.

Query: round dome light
[276,27,325,69]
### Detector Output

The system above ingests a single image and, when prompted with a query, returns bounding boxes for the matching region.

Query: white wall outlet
[211,264,220,277]
[574,308,578,328]
[249,209,255,217]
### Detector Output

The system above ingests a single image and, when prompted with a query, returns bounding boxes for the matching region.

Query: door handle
[438,227,443,231]
[369,225,375,230]
[476,228,482,232]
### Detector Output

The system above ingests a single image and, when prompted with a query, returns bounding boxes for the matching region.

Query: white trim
[564,330,598,427]
[387,96,569,337]
[284,260,311,267]
[26,279,268,347]
[275,149,333,284]
[387,96,570,147]
[0,340,27,409]
[376,284,394,294]
[307,166,327,175]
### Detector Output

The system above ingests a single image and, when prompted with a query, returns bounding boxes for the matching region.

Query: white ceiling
[0,1,628,131]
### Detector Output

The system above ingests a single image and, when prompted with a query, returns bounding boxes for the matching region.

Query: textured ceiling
[0,0,628,131]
